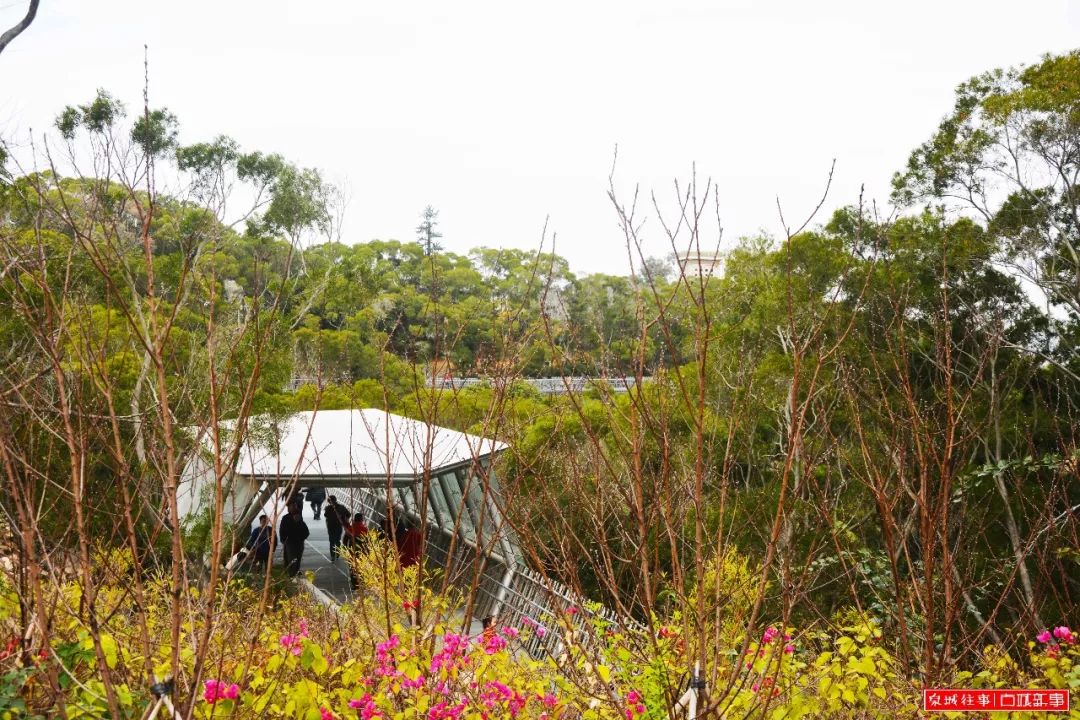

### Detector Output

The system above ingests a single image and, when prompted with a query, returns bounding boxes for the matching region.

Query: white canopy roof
[229,409,506,482]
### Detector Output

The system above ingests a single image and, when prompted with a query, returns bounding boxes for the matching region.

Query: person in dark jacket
[324,495,348,561]
[279,500,309,576]
[246,514,274,568]
[304,487,327,520]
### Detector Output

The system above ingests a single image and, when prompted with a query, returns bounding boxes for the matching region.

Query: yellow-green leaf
[100,634,118,669]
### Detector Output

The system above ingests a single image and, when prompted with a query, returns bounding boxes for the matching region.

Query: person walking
[325,495,348,561]
[279,500,309,577]
[304,487,327,520]
[246,514,274,569]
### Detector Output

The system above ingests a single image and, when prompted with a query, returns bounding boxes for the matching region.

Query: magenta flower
[350,695,380,720]
[626,690,641,704]
[566,606,579,616]
[482,634,507,655]
[428,701,467,720]
[298,619,310,637]
[1037,630,1053,644]
[280,633,303,656]
[320,707,334,720]
[1052,626,1074,643]
[500,626,520,640]
[536,626,547,638]
[202,679,240,704]
[784,644,795,654]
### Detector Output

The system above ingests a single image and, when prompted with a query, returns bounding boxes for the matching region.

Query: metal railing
[336,485,644,660]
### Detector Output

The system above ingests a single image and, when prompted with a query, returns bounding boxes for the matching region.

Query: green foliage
[55,89,125,138]
[131,108,179,156]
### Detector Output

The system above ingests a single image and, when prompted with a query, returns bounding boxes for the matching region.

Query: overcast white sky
[2,0,1079,275]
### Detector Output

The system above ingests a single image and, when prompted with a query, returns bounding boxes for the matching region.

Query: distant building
[676,250,723,278]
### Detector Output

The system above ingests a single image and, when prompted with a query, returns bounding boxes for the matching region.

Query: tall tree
[416,205,443,256]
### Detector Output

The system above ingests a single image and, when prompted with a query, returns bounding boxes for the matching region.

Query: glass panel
[440,467,476,543]
[427,473,453,531]
[483,466,523,563]
[462,463,502,558]
[398,486,417,517]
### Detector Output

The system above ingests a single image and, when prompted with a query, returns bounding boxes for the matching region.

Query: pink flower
[762,626,778,643]
[428,701,467,720]
[536,626,547,638]
[626,691,641,704]
[635,704,645,714]
[202,680,221,703]
[482,634,507,655]
[566,606,579,616]
[784,644,795,654]
[280,633,303,656]
[751,682,760,693]
[1037,630,1053,644]
[500,626,520,640]
[202,680,240,704]
[350,695,381,720]
[1052,626,1074,643]
[508,692,528,717]
[320,707,334,720]
[298,619,310,637]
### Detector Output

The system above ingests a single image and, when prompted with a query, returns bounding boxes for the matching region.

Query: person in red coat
[397,519,423,568]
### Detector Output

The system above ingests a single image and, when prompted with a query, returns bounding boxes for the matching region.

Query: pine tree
[416,205,443,256]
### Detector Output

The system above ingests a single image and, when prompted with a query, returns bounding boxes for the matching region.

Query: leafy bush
[0,544,1077,719]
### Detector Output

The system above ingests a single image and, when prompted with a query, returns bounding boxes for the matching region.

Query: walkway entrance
[182,408,625,657]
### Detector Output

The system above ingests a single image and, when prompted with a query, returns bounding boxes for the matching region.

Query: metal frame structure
[179,409,521,619]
